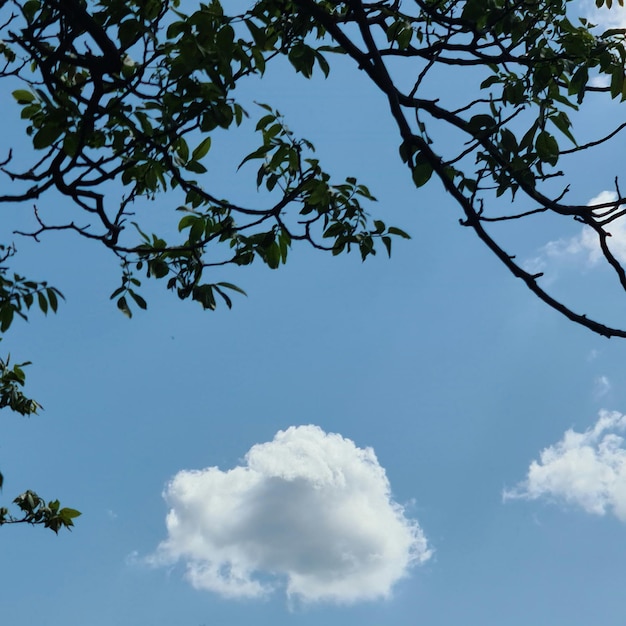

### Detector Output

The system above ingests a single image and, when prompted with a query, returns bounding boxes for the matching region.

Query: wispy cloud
[150,425,431,604]
[594,375,612,399]
[587,349,601,362]
[524,191,626,276]
[504,410,626,520]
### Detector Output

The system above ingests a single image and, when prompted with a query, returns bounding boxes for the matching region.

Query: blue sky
[3,1,626,624]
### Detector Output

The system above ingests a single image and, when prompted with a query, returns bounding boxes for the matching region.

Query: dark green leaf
[149,259,169,279]
[535,131,559,165]
[185,161,207,174]
[117,296,131,318]
[46,288,58,313]
[468,114,496,133]
[33,124,63,150]
[387,227,411,239]
[382,236,392,257]
[238,144,272,170]
[264,242,281,269]
[118,19,141,48]
[611,67,625,99]
[411,154,433,188]
[128,290,147,310]
[37,291,48,314]
[550,111,576,145]
[216,282,247,296]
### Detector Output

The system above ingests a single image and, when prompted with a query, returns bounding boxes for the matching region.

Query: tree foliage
[1,0,626,528]
[0,353,79,532]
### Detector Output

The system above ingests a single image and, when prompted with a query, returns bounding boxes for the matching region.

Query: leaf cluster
[0,351,80,534]
[285,0,626,337]
[0,490,80,533]
[0,0,407,321]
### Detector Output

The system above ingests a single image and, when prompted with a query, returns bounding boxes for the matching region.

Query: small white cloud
[150,425,431,604]
[589,74,610,89]
[505,410,626,520]
[524,191,626,274]
[587,349,600,362]
[594,375,612,399]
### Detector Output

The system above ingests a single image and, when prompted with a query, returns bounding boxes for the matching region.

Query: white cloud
[581,0,626,29]
[587,349,600,361]
[524,191,626,275]
[589,74,610,89]
[150,425,431,604]
[505,410,626,520]
[594,375,612,398]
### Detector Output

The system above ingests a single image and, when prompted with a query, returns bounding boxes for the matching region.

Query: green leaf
[149,259,169,279]
[255,114,276,131]
[185,161,207,174]
[611,66,625,99]
[382,236,392,257]
[176,138,189,163]
[238,144,272,170]
[189,217,205,242]
[216,25,235,53]
[134,111,153,136]
[411,154,433,188]
[387,226,411,239]
[59,507,81,519]
[398,141,418,164]
[191,137,212,161]
[118,19,141,48]
[461,0,485,23]
[213,285,232,308]
[178,214,197,232]
[467,114,496,133]
[549,111,577,145]
[46,288,58,313]
[37,291,48,314]
[63,133,79,157]
[568,66,588,98]
[264,242,281,269]
[22,0,41,21]
[288,43,315,78]
[535,131,559,166]
[520,121,539,150]
[315,51,330,77]
[128,290,147,310]
[32,124,63,150]
[501,128,518,151]
[216,282,247,296]
[0,306,13,332]
[117,296,131,318]
[480,75,501,89]
[167,20,187,39]
[12,89,35,103]
[193,284,216,310]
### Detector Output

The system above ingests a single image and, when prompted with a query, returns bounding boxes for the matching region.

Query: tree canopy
[2,0,626,529]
